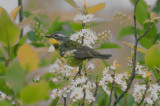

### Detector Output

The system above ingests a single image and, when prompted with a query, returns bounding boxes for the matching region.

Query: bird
[45,31,112,67]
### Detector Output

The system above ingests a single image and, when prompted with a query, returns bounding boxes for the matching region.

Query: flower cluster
[99,67,128,94]
[133,83,160,104]
[50,75,96,103]
[0,91,6,100]
[48,59,79,78]
[74,14,94,23]
[70,29,97,48]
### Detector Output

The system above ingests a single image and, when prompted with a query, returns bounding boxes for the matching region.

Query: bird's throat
[49,38,61,45]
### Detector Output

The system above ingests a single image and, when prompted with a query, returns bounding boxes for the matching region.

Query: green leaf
[0,101,12,106]
[145,45,160,69]
[0,78,11,95]
[50,97,59,106]
[10,6,21,20]
[153,0,160,14]
[98,94,109,106]
[65,0,77,8]
[28,31,37,41]
[71,23,83,31]
[139,23,157,49]
[5,62,25,93]
[97,42,121,49]
[150,68,159,80]
[118,26,134,39]
[48,17,64,34]
[131,0,149,25]
[0,7,20,46]
[20,81,49,104]
[88,3,105,14]
[0,62,6,75]
[118,95,135,106]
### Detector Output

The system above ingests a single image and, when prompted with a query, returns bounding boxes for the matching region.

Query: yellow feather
[49,38,61,45]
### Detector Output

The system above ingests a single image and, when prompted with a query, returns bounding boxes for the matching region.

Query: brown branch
[64,97,67,106]
[137,82,149,106]
[109,81,115,106]
[18,0,23,38]
[137,23,153,41]
[90,82,99,106]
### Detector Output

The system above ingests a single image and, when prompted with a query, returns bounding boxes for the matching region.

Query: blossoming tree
[0,0,160,106]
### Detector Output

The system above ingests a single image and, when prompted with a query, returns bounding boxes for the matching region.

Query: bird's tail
[94,54,112,59]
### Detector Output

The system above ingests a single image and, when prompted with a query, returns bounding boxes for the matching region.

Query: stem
[64,97,66,106]
[137,81,149,106]
[90,82,99,106]
[109,81,114,106]
[81,88,86,106]
[81,22,85,44]
[137,23,153,41]
[18,0,23,38]
[114,84,118,101]
[113,0,153,104]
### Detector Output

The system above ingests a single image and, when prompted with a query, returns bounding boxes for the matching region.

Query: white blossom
[0,91,6,99]
[52,78,58,82]
[87,63,95,70]
[48,45,55,52]
[34,75,40,81]
[70,29,97,48]
[70,87,84,101]
[74,14,94,23]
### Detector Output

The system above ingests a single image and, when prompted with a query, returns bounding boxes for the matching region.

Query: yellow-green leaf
[18,10,39,29]
[83,0,87,10]
[17,44,40,71]
[122,41,147,53]
[20,82,49,104]
[88,3,105,14]
[65,0,77,8]
[10,6,21,20]
[0,7,20,46]
[145,45,160,69]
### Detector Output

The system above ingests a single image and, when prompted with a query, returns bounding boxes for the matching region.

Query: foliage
[0,0,160,106]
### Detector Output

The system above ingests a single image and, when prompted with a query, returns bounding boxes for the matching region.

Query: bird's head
[45,31,69,44]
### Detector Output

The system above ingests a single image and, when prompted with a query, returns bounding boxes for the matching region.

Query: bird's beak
[45,35,51,38]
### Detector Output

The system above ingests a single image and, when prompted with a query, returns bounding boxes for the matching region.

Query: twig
[81,88,86,106]
[137,82,149,106]
[90,82,99,106]
[137,23,153,41]
[109,81,115,106]
[113,0,153,105]
[18,0,23,38]
[114,84,118,101]
[64,97,67,106]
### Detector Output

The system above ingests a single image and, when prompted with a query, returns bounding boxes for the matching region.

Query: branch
[137,81,149,106]
[109,81,115,106]
[64,97,67,106]
[18,0,24,38]
[90,82,99,106]
[114,84,118,101]
[113,0,139,105]
[137,23,153,41]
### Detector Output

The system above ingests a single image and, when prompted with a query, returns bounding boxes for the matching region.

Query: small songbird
[45,31,111,66]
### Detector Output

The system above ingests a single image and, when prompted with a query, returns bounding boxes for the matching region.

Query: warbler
[45,31,112,66]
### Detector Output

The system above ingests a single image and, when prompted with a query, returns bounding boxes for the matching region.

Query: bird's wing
[72,46,99,59]
[59,40,82,56]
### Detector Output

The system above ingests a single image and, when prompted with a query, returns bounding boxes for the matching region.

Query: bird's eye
[54,35,58,37]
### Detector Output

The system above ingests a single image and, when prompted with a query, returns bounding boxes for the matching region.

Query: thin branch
[137,23,153,41]
[137,82,149,106]
[114,84,118,101]
[109,81,114,106]
[18,0,23,38]
[113,0,139,105]
[81,88,86,106]
[90,82,99,106]
[64,97,67,106]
